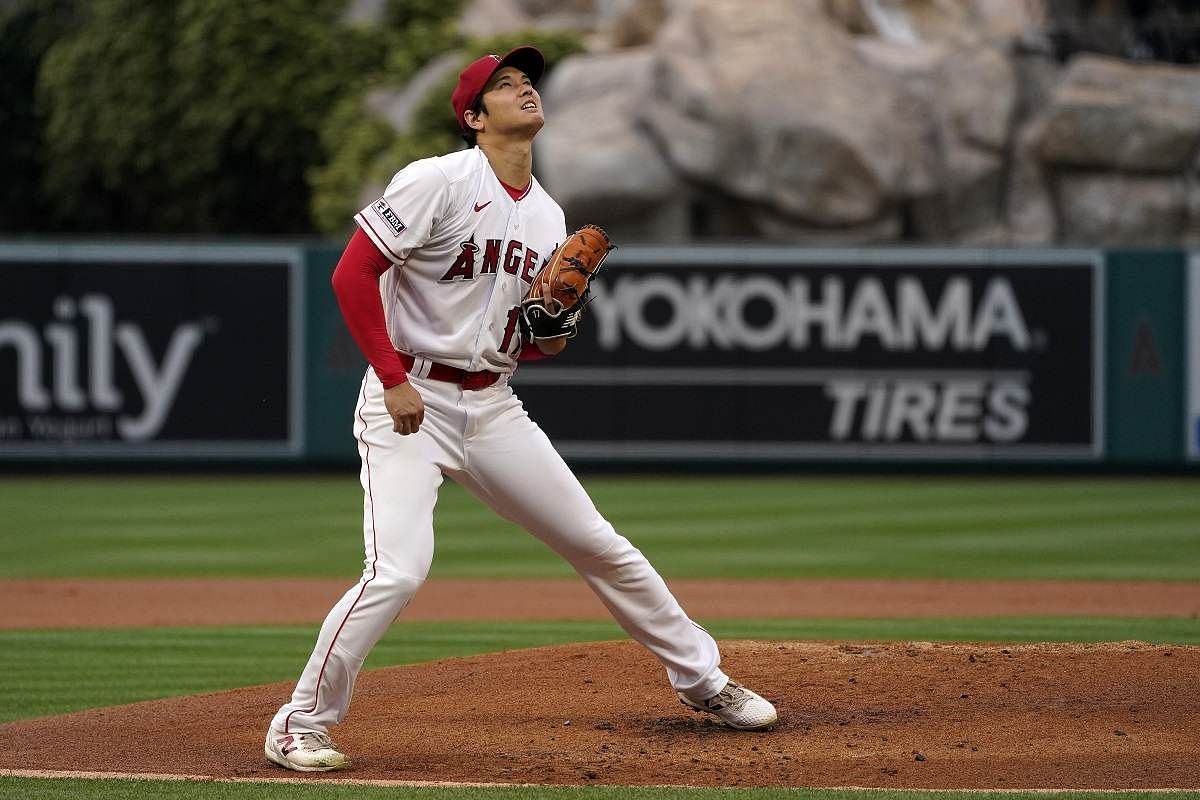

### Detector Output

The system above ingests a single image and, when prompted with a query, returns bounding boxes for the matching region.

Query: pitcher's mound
[1,640,1196,789]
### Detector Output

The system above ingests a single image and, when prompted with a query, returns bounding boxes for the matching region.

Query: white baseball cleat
[264,729,349,772]
[679,680,779,730]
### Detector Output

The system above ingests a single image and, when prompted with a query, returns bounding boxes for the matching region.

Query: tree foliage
[36,0,378,234]
[10,0,586,236]
[0,0,78,232]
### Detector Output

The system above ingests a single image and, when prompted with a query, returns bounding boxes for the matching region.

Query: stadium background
[2,1,1199,798]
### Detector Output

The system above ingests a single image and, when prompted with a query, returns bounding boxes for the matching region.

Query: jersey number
[499,306,522,355]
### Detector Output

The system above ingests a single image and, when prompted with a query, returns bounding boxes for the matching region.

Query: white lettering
[46,297,87,411]
[0,321,50,410]
[687,276,722,349]
[885,380,936,440]
[590,273,1035,353]
[80,295,122,409]
[727,277,790,351]
[792,278,843,350]
[588,279,621,351]
[973,278,1030,350]
[623,276,689,352]
[27,415,114,441]
[897,277,970,349]
[842,278,896,348]
[863,381,888,440]
[2,294,208,440]
[0,416,22,439]
[824,379,1031,444]
[115,322,205,440]
[826,380,867,440]
[984,381,1030,442]
[935,379,984,442]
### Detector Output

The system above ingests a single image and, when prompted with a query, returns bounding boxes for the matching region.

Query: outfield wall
[0,242,1193,468]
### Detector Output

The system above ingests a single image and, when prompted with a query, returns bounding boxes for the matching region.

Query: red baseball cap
[451,46,546,133]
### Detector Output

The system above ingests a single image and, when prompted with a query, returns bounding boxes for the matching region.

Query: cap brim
[495,46,545,86]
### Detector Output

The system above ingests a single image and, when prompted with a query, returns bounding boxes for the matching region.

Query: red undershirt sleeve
[518,342,551,362]
[331,228,409,388]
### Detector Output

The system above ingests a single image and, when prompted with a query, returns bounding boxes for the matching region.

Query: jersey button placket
[468,201,519,371]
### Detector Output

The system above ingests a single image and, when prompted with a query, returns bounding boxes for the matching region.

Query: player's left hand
[534,284,568,354]
[520,283,581,345]
[520,224,612,348]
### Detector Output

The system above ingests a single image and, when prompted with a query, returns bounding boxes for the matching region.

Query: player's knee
[572,530,647,579]
[365,563,427,600]
[360,544,433,584]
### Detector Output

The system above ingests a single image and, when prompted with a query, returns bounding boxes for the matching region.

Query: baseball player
[265,45,778,773]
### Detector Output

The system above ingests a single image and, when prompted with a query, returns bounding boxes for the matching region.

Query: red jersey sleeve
[330,228,409,387]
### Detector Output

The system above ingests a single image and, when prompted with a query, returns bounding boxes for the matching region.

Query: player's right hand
[384,381,425,435]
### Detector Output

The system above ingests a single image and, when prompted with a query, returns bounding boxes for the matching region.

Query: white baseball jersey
[354,147,566,373]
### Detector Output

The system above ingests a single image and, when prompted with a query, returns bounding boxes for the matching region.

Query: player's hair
[461,96,488,147]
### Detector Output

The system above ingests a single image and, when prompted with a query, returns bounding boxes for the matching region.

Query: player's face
[478,67,544,139]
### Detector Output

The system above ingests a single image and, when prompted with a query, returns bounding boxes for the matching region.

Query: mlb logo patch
[373,199,406,236]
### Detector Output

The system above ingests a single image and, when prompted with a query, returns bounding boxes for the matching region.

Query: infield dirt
[5,577,1200,627]
[1,639,1197,789]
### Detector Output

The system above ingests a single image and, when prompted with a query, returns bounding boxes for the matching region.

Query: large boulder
[940,43,1015,152]
[1187,178,1200,247]
[1035,54,1200,173]
[826,0,1045,46]
[640,0,936,229]
[509,0,617,32]
[910,143,1006,241]
[364,53,463,133]
[458,0,534,39]
[534,48,686,234]
[917,43,1015,239]
[1006,118,1057,245]
[1056,173,1188,245]
[749,205,902,243]
[607,0,667,48]
[856,35,1015,240]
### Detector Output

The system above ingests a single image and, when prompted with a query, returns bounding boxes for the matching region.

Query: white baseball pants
[272,368,727,734]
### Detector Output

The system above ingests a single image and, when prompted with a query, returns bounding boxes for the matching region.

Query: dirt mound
[2,640,1197,789]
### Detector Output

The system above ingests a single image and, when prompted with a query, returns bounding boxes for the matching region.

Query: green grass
[2,781,1194,800]
[1,476,1199,580]
[2,475,1197,798]
[3,617,1196,724]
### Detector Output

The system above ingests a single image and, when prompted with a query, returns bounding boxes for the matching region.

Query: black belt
[398,352,502,390]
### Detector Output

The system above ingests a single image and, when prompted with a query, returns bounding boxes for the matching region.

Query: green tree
[0,0,79,232]
[37,0,378,233]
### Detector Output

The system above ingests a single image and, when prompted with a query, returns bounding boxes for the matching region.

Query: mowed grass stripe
[1,476,1198,579]
[2,618,1196,724]
[3,777,1197,800]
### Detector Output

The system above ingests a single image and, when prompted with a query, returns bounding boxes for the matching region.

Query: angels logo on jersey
[440,236,557,284]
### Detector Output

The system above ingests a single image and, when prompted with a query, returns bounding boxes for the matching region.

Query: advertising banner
[1190,252,1200,462]
[0,244,303,458]
[513,248,1104,461]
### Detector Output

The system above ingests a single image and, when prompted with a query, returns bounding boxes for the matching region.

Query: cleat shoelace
[705,681,750,711]
[297,732,339,751]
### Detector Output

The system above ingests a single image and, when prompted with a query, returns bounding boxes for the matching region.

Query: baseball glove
[520,225,615,340]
